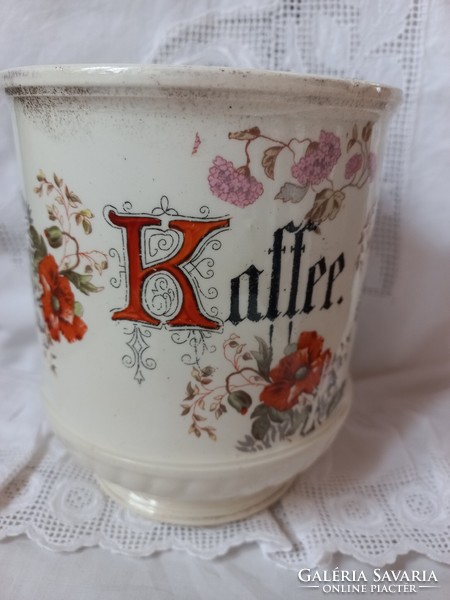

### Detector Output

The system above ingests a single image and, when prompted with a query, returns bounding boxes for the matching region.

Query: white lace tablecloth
[1,0,450,569]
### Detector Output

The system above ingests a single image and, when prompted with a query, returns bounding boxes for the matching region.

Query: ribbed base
[97,477,294,526]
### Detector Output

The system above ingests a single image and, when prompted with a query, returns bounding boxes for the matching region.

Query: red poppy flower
[260,331,331,411]
[38,255,87,343]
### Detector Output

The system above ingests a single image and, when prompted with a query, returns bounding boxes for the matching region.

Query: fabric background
[1,0,450,569]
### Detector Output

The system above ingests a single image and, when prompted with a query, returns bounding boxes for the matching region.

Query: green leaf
[250,404,269,419]
[250,336,273,379]
[268,407,290,423]
[228,390,252,414]
[286,407,310,436]
[251,416,270,441]
[44,225,63,248]
[79,208,92,217]
[29,225,47,265]
[326,382,346,417]
[73,301,84,317]
[82,218,92,235]
[63,270,103,295]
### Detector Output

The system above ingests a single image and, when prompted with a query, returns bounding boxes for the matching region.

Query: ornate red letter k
[108,210,230,329]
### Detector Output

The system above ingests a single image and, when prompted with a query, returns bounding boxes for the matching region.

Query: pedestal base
[47,381,352,526]
[97,477,295,526]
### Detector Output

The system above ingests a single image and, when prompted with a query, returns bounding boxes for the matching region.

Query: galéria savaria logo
[297,569,439,595]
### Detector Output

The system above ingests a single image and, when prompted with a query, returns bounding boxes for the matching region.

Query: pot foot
[96,477,294,526]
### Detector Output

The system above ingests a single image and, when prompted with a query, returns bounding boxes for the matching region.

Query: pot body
[2,66,400,524]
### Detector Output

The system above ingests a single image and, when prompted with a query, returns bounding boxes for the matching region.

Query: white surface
[6,65,380,523]
[1,0,450,593]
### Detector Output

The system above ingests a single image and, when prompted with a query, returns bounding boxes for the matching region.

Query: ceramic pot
[1,65,401,524]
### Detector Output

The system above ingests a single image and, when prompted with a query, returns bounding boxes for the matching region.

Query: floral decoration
[260,332,331,412]
[180,329,343,449]
[208,156,264,208]
[207,122,377,230]
[30,171,107,347]
[291,130,341,185]
[344,153,363,180]
[38,254,87,343]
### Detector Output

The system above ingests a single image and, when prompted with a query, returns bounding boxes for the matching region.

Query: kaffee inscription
[229,221,345,325]
[108,212,346,330]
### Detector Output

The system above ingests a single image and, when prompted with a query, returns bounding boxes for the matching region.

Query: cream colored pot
[1,65,400,524]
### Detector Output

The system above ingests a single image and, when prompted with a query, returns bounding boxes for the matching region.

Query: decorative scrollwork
[143,273,181,320]
[186,237,222,307]
[122,324,156,384]
[108,248,125,288]
[111,196,228,383]
[188,257,215,279]
[171,329,217,366]
[204,239,222,253]
[143,228,180,266]
[198,286,219,301]
[151,195,179,216]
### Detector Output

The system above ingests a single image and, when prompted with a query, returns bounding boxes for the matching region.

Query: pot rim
[0,64,402,107]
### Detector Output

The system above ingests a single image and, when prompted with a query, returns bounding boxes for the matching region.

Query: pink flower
[291,131,341,186]
[368,152,377,180]
[318,130,341,168]
[208,156,264,208]
[345,153,363,179]
[291,153,328,186]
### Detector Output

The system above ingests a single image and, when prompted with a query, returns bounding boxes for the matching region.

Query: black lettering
[266,227,285,321]
[322,252,345,309]
[302,257,327,314]
[286,227,307,317]
[228,264,264,325]
[267,221,305,321]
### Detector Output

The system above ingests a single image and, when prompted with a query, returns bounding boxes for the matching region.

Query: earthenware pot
[1,65,401,524]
